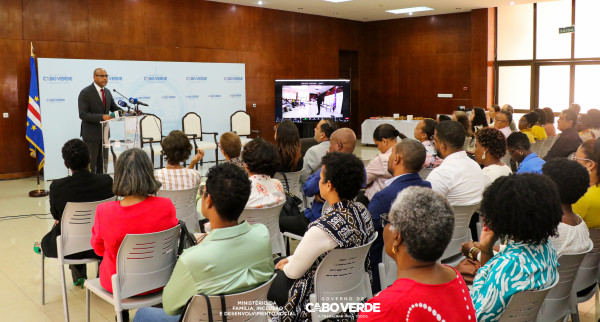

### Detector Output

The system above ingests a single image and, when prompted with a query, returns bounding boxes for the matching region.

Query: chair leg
[116,310,123,322]
[569,290,580,322]
[41,252,45,305]
[60,264,70,322]
[215,149,219,165]
[86,289,90,322]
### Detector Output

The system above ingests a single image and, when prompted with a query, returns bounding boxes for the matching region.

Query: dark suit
[41,170,114,281]
[78,83,122,173]
[545,127,583,161]
[316,92,325,115]
[367,172,432,293]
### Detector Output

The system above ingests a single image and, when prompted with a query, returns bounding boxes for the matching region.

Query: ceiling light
[408,12,413,15]
[323,0,352,3]
[510,1,515,5]
[257,0,263,4]
[386,6,434,15]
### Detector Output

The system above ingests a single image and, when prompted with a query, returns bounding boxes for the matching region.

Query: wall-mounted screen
[275,79,350,123]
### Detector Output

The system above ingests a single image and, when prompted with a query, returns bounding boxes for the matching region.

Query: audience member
[570,103,582,115]
[543,107,557,137]
[507,132,545,174]
[219,131,244,169]
[365,124,402,201]
[494,110,513,138]
[487,105,500,126]
[91,148,178,295]
[437,114,451,122]
[39,139,113,285]
[474,128,512,185]
[545,109,582,160]
[579,109,600,141]
[413,118,442,168]
[532,108,548,141]
[241,138,285,209]
[300,119,336,182]
[502,104,517,132]
[573,139,600,228]
[470,174,560,321]
[359,187,475,321]
[133,163,274,321]
[518,112,539,143]
[269,152,374,321]
[275,120,304,172]
[367,139,431,294]
[154,130,203,190]
[542,159,592,256]
[427,121,486,205]
[470,107,488,133]
[453,111,475,153]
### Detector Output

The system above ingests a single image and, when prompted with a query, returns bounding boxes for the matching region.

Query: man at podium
[78,68,123,174]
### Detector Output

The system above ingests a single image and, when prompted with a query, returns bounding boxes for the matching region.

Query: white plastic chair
[230,110,259,146]
[182,112,218,167]
[440,203,480,266]
[540,136,557,159]
[536,244,593,322]
[41,197,114,322]
[239,204,286,256]
[140,114,164,168]
[419,167,432,179]
[531,139,545,156]
[309,232,377,322]
[572,229,600,320]
[274,171,303,201]
[181,275,276,322]
[84,225,181,322]
[157,186,201,233]
[377,250,396,291]
[498,279,558,322]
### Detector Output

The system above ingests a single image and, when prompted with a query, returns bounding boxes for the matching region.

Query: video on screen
[275,80,350,123]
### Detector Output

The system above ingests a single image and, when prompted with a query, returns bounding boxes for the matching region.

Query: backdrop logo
[230,94,242,98]
[161,95,176,100]
[108,76,123,82]
[42,75,72,83]
[46,98,66,103]
[144,75,168,82]
[224,76,244,82]
[185,95,200,99]
[138,96,152,100]
[186,76,208,82]
[208,94,222,99]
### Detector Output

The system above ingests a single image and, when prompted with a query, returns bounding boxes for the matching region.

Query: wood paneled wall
[0,0,492,177]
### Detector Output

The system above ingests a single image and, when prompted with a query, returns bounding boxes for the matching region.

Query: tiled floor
[0,142,598,321]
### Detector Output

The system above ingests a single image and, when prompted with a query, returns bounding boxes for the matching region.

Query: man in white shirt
[494,110,513,139]
[427,121,486,206]
[300,119,337,182]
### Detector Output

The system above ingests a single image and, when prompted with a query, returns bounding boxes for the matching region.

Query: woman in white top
[474,128,512,185]
[542,159,593,256]
[154,130,203,190]
[365,123,405,200]
[241,138,285,208]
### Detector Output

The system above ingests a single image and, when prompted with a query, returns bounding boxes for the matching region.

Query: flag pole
[28,42,48,198]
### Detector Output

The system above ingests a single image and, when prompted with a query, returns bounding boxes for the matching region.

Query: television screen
[275,79,350,123]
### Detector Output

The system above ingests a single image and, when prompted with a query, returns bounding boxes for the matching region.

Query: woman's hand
[461,241,481,257]
[189,149,205,168]
[275,258,289,270]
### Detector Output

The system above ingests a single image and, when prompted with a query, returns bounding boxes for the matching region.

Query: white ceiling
[207,0,558,21]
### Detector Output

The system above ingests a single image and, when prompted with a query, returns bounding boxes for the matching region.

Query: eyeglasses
[507,147,519,155]
[494,117,508,123]
[569,154,597,164]
[94,74,108,78]
[380,213,391,227]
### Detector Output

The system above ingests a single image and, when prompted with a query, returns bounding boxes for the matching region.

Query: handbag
[178,220,197,255]
[178,293,228,322]
[279,173,302,217]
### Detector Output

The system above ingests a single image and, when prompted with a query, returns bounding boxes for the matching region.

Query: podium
[100,115,141,174]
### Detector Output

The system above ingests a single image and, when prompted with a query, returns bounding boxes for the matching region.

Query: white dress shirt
[301,141,330,182]
[498,126,512,139]
[93,82,105,104]
[426,151,486,206]
[365,147,393,200]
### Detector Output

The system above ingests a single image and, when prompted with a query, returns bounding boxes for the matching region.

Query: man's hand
[314,194,324,203]
[102,114,114,121]
[275,258,289,270]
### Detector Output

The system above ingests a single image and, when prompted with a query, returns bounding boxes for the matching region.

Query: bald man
[78,68,123,173]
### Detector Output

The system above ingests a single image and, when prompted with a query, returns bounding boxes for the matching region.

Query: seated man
[367,139,432,294]
[545,109,583,161]
[300,119,337,182]
[133,163,274,321]
[494,110,513,139]
[427,121,486,206]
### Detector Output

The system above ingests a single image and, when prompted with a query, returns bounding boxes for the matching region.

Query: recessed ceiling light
[510,1,515,5]
[323,0,352,3]
[408,12,413,15]
[257,0,263,4]
[386,6,434,15]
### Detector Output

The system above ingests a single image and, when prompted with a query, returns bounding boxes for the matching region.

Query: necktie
[101,88,106,108]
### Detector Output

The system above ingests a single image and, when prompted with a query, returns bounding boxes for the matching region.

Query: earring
[482,151,486,160]
[392,247,397,255]
[520,151,523,156]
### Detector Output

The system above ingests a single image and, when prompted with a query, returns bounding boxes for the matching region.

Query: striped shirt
[155,168,202,191]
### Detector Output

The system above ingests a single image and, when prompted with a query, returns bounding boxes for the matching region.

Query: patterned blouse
[246,174,285,209]
[421,140,443,169]
[470,241,558,322]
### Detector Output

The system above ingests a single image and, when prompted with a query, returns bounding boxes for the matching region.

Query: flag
[26,54,45,170]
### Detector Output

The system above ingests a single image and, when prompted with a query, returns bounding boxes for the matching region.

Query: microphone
[117,100,130,108]
[129,98,149,106]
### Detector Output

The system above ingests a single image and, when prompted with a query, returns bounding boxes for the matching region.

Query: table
[361,119,420,145]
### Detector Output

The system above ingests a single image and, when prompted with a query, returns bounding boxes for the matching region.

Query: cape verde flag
[26,55,45,170]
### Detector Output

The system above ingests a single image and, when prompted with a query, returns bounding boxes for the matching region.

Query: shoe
[73,278,85,288]
[33,242,41,254]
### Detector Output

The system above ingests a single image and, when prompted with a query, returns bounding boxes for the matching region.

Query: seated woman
[573,139,600,228]
[507,132,545,174]
[219,131,244,169]
[543,107,557,137]
[359,187,476,321]
[470,107,488,133]
[518,112,539,143]
[453,111,475,153]
[365,123,403,200]
[579,109,600,141]
[242,138,285,208]
[39,139,114,286]
[91,148,179,294]
[542,159,592,256]
[533,108,549,141]
[413,118,443,168]
[154,130,203,190]
[269,152,375,321]
[275,120,303,173]
[470,174,561,321]
[474,128,512,184]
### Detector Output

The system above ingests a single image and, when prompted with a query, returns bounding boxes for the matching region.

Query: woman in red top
[91,148,178,294]
[359,187,475,322]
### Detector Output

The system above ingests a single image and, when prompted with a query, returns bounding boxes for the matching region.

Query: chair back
[181,275,276,322]
[274,171,302,200]
[441,203,480,261]
[531,139,545,156]
[182,112,203,139]
[378,250,396,290]
[157,186,201,233]
[419,167,432,179]
[239,204,286,255]
[114,225,181,299]
[60,197,115,257]
[536,246,592,321]
[498,279,557,322]
[573,229,600,292]
[140,114,162,144]
[540,136,557,158]
[310,232,377,321]
[230,110,251,136]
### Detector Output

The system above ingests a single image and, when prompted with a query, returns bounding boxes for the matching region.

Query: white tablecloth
[361,119,420,145]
